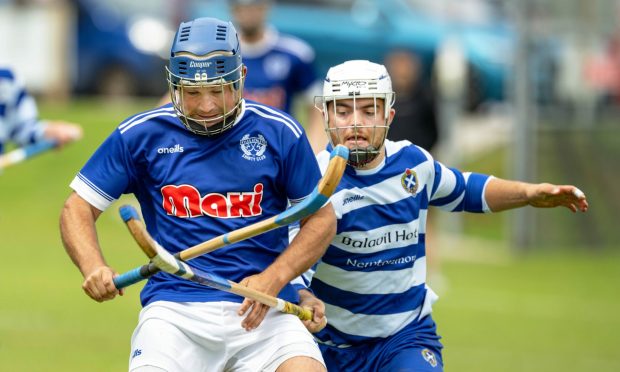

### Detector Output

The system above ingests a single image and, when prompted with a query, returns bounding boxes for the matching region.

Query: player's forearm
[60,192,107,277]
[484,177,532,212]
[264,204,336,288]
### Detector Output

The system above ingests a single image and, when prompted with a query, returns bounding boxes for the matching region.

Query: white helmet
[316,60,395,167]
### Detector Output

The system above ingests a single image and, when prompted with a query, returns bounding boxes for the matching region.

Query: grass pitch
[0,98,618,371]
[433,240,620,372]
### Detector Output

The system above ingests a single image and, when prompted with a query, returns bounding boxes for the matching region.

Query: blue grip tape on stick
[113,267,145,289]
[330,144,349,160]
[119,205,140,222]
[24,140,57,157]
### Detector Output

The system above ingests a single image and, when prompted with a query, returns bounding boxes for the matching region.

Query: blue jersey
[0,68,46,153]
[307,140,491,348]
[70,100,321,307]
[241,27,317,114]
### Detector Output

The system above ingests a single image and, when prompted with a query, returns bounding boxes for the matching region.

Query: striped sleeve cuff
[481,176,494,213]
[70,173,116,211]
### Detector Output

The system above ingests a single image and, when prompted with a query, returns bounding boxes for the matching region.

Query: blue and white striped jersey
[241,27,317,114]
[308,139,492,347]
[0,68,46,153]
[70,100,321,307]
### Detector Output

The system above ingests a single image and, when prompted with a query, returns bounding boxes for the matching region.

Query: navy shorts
[319,315,443,372]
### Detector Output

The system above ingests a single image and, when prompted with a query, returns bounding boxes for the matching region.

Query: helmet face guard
[167,18,245,136]
[316,60,395,167]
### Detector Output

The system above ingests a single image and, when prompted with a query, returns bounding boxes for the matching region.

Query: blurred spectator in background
[0,67,82,154]
[384,48,439,153]
[584,30,620,106]
[229,0,324,152]
[158,0,324,151]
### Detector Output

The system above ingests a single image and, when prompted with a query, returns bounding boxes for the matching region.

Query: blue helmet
[166,17,245,136]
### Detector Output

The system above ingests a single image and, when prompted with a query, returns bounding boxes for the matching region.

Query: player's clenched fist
[298,289,327,333]
[82,266,123,302]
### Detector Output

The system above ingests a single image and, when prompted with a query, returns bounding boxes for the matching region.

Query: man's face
[326,97,394,152]
[177,82,241,128]
[232,3,269,38]
[385,50,420,93]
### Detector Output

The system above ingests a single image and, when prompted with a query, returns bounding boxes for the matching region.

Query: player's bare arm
[60,192,121,302]
[238,203,336,330]
[43,121,83,146]
[484,177,589,213]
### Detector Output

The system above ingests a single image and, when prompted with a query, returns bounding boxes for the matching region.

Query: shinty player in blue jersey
[297,60,589,371]
[60,17,334,372]
[229,0,318,117]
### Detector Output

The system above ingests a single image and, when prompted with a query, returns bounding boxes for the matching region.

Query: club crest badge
[401,168,419,195]
[421,348,438,368]
[240,133,268,161]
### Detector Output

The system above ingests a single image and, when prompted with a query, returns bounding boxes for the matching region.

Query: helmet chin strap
[185,108,239,136]
[348,146,380,167]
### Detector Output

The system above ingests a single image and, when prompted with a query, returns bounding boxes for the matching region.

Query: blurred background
[0,0,618,371]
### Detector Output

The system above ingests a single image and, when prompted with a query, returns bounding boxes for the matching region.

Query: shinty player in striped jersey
[0,67,82,157]
[297,60,589,371]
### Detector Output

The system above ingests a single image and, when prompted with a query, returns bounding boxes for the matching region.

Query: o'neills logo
[157,144,184,154]
[342,194,364,206]
[161,183,263,218]
[189,61,212,68]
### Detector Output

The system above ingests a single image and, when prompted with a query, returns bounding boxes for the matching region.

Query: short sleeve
[282,134,321,203]
[70,130,137,211]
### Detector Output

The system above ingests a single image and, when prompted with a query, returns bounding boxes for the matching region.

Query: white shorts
[128,301,325,372]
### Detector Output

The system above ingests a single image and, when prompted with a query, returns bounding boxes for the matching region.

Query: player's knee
[130,366,168,372]
[276,356,326,372]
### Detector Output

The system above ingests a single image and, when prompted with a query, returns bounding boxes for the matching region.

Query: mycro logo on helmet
[341,81,367,89]
[157,144,184,154]
[189,61,212,68]
[161,183,263,218]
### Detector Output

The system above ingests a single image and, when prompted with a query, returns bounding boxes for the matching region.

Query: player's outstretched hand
[527,183,588,212]
[237,272,281,331]
[82,265,123,302]
[298,289,327,333]
[44,121,83,146]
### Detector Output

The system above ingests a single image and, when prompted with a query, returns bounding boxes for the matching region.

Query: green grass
[434,243,620,372]
[1,98,618,371]
[0,98,154,371]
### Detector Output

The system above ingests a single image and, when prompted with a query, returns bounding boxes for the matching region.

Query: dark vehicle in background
[74,0,518,109]
[74,0,178,96]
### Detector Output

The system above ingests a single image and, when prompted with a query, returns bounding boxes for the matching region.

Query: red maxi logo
[161,183,263,218]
